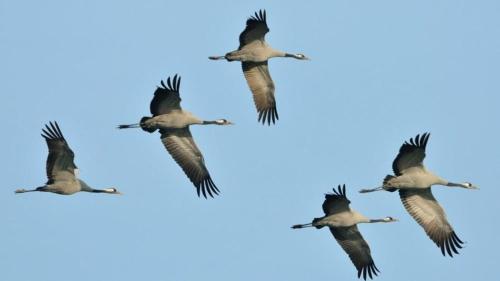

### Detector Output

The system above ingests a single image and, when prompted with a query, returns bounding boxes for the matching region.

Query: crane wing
[399,188,464,257]
[150,75,182,116]
[41,122,77,184]
[242,61,278,125]
[160,128,219,198]
[392,133,430,175]
[322,184,351,215]
[330,225,379,280]
[239,10,269,49]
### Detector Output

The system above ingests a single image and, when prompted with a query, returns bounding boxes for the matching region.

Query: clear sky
[1,0,499,280]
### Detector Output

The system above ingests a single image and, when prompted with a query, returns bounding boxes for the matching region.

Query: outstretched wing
[41,121,77,184]
[239,9,269,49]
[399,188,464,257]
[392,133,430,175]
[330,226,380,280]
[322,184,351,215]
[242,61,278,125]
[150,75,182,116]
[160,128,219,198]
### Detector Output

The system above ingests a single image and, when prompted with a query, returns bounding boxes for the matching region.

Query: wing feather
[242,61,278,125]
[239,9,269,49]
[150,75,182,116]
[399,188,464,256]
[40,121,77,184]
[160,128,219,198]
[330,226,380,280]
[392,133,430,175]
[322,184,351,215]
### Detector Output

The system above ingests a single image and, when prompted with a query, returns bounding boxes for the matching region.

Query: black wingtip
[41,121,65,140]
[247,9,267,24]
[439,231,464,257]
[195,177,220,199]
[160,74,181,92]
[257,107,279,125]
[358,263,379,280]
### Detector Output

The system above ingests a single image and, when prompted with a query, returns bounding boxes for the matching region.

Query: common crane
[118,75,232,198]
[292,185,397,280]
[359,133,478,256]
[209,9,309,125]
[15,122,121,195]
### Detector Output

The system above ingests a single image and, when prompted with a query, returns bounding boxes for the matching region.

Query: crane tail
[140,117,157,133]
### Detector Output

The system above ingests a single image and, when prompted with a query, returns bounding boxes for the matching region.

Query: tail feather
[383,175,398,192]
[312,217,325,229]
[140,117,156,133]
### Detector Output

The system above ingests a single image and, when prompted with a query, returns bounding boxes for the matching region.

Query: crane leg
[14,188,38,194]
[359,187,384,193]
[291,223,313,229]
[117,123,140,129]
[209,55,226,60]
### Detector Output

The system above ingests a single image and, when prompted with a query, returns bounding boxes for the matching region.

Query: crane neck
[369,218,387,223]
[446,182,468,188]
[268,48,287,58]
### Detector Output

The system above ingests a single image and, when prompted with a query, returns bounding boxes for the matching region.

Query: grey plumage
[118,75,232,198]
[360,133,478,256]
[15,121,120,195]
[292,185,397,280]
[209,9,309,125]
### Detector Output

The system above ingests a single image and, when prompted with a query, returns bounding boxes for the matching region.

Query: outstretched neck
[264,48,285,58]
[369,218,387,223]
[90,189,116,193]
[202,120,219,125]
[446,182,469,188]
[284,53,299,59]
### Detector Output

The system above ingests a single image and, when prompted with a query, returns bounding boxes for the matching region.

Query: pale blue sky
[1,0,499,280]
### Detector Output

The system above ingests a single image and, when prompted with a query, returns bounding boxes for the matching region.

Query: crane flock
[13,9,478,280]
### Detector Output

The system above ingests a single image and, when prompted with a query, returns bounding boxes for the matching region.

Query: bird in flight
[118,75,233,198]
[209,9,309,125]
[360,133,478,256]
[15,121,121,195]
[292,185,397,280]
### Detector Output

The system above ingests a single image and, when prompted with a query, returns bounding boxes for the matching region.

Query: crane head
[104,188,122,195]
[215,119,234,125]
[383,216,398,222]
[463,182,479,189]
[294,53,310,60]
